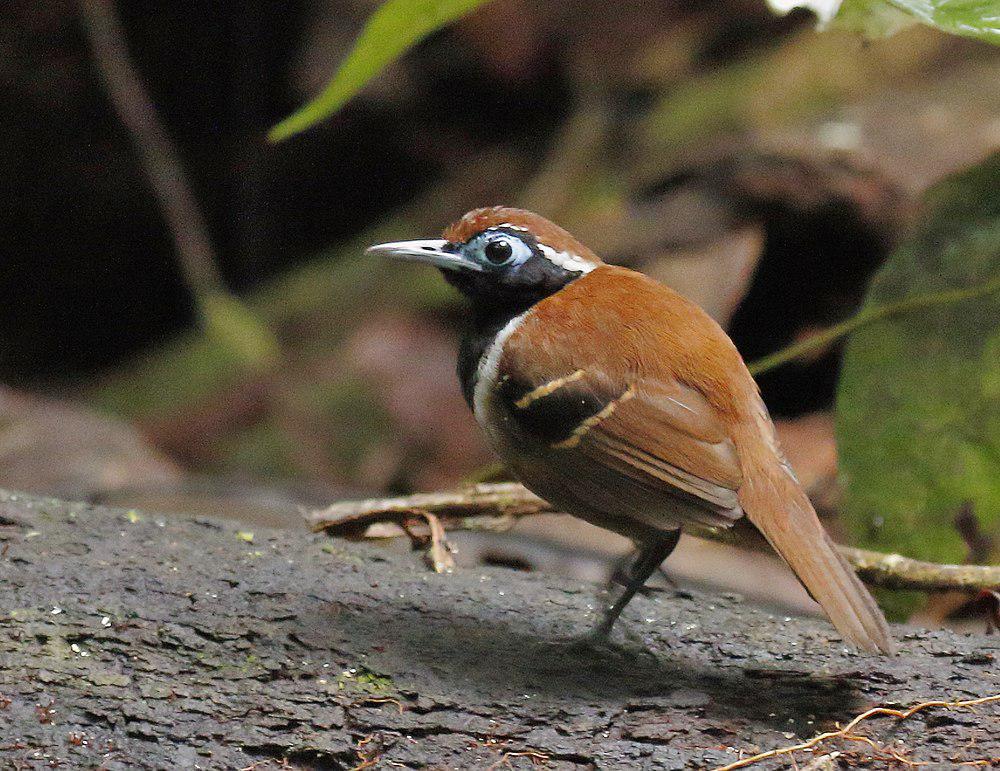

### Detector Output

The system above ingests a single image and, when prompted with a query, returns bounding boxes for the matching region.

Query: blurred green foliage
[640,27,939,164]
[835,0,1000,44]
[274,0,998,142]
[772,0,1000,44]
[837,153,1000,615]
[268,0,489,141]
[201,291,281,370]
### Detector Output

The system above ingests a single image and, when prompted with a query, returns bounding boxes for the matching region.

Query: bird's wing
[492,266,894,653]
[493,349,744,529]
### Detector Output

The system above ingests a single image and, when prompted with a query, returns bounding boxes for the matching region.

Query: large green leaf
[769,0,1000,44]
[836,154,1000,612]
[269,0,489,142]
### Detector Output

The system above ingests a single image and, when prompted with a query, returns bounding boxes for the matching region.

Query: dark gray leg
[592,530,681,639]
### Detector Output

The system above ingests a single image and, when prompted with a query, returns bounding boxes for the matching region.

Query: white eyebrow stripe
[538,244,596,274]
[497,222,530,232]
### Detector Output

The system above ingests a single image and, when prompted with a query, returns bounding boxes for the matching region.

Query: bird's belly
[509,452,706,540]
[485,427,692,542]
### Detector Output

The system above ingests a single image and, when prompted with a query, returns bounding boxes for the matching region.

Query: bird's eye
[484,238,513,264]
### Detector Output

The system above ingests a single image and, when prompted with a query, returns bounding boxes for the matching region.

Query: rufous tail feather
[739,459,895,654]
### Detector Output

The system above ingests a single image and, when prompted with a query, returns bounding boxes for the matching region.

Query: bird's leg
[591,530,681,640]
[609,551,677,593]
[607,552,637,589]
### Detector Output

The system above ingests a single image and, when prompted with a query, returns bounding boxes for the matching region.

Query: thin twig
[75,0,225,301]
[712,693,1000,770]
[310,482,1000,594]
[309,483,548,535]
[747,275,1000,376]
[350,735,381,771]
[420,510,456,574]
[955,502,994,565]
[347,696,405,715]
[486,749,551,770]
[841,545,1000,593]
[76,0,279,367]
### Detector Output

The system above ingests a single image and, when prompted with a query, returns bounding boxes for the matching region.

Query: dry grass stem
[713,694,1000,770]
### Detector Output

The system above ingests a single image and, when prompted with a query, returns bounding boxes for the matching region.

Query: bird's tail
[738,455,895,654]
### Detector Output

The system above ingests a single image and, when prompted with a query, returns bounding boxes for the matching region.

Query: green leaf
[269,0,489,142]
[836,154,1000,612]
[768,0,1000,45]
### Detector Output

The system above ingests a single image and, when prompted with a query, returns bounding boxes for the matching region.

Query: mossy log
[0,490,997,769]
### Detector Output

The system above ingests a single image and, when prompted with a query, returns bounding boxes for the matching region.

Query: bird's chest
[463,311,531,457]
[465,310,597,463]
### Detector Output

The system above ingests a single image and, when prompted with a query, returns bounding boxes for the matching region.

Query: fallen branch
[310,482,1000,594]
[839,545,1000,593]
[713,693,1000,770]
[309,482,551,541]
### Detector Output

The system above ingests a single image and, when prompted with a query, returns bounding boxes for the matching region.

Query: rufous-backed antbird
[367,206,893,654]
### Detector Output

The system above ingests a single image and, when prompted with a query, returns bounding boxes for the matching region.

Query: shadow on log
[0,489,997,768]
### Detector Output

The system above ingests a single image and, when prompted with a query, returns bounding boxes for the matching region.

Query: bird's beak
[365,239,483,273]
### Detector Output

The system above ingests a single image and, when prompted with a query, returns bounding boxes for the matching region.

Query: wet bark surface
[0,489,997,769]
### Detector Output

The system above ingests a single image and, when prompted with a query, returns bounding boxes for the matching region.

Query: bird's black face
[441,227,587,311]
[367,226,593,317]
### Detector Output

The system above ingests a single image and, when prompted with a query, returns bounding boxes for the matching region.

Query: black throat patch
[447,229,588,410]
[456,305,525,410]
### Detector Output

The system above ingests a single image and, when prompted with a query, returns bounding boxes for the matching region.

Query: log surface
[0,490,997,769]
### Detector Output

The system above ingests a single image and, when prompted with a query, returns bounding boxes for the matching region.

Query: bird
[367,206,894,654]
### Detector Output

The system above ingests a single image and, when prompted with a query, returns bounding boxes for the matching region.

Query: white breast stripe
[538,244,596,274]
[473,311,529,434]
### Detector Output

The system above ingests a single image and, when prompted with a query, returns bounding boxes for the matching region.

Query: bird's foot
[562,630,622,659]
[535,624,621,661]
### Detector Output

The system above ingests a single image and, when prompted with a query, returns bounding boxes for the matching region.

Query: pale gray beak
[365,238,483,272]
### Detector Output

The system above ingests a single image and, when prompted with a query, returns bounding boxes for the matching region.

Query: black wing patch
[495,371,626,447]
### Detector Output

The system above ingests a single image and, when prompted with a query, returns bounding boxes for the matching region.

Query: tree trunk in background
[0,490,997,768]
